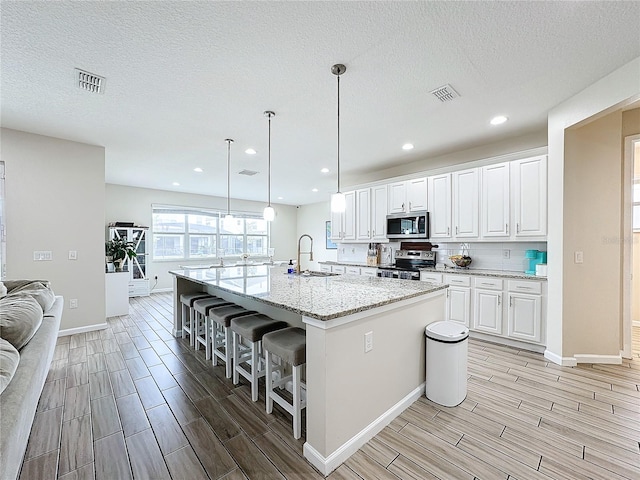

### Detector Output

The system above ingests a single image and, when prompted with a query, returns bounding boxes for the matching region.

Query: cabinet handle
[515,286,531,290]
[456,226,459,235]
[506,223,509,234]
[402,202,405,211]
[372,230,375,236]
[510,296,513,307]
[517,223,520,233]
[447,227,450,236]
[497,296,501,306]
[480,282,493,286]
[409,201,412,210]
[446,289,450,298]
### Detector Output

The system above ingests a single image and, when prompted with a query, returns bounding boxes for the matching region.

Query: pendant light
[331,63,346,213]
[224,138,234,225]
[263,111,275,221]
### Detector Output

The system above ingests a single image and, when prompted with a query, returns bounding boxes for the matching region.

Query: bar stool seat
[179,293,210,347]
[210,305,256,378]
[263,327,307,439]
[193,297,233,359]
[230,314,288,401]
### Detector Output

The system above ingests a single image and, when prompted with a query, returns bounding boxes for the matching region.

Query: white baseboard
[151,287,173,293]
[573,354,622,365]
[58,323,108,337]
[303,383,424,476]
[544,349,577,366]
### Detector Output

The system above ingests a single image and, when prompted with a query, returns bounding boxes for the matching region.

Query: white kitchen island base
[302,291,444,475]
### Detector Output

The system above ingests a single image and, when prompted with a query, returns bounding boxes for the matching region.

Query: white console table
[105,272,129,317]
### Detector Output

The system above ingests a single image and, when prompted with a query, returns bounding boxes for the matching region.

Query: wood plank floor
[20,293,640,479]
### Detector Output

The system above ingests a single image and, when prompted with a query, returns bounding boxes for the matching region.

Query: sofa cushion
[0,295,43,350]
[0,337,20,395]
[6,281,55,312]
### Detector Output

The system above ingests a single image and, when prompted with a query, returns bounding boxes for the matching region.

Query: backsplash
[337,241,547,273]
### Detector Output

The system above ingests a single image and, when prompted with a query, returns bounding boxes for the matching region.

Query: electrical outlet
[69,299,78,309]
[33,251,52,261]
[68,250,77,260]
[574,251,584,264]
[364,331,373,353]
[503,249,510,259]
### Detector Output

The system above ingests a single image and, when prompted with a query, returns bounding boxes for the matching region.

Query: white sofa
[0,281,62,480]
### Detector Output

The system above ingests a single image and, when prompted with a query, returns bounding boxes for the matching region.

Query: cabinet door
[330,210,343,241]
[407,178,427,212]
[371,185,388,240]
[481,163,510,238]
[447,287,470,327]
[388,182,407,213]
[473,289,502,335]
[428,174,452,239]
[343,191,356,241]
[332,265,346,274]
[356,188,371,241]
[512,155,547,237]
[453,168,479,238]
[508,293,542,343]
[319,264,332,273]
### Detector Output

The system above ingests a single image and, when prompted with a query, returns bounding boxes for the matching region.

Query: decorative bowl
[449,255,472,268]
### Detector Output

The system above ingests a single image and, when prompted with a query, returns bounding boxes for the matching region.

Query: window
[152,206,269,260]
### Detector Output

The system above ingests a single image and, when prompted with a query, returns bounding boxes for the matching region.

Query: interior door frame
[622,134,639,358]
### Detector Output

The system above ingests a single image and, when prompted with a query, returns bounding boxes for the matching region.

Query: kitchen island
[170,265,447,475]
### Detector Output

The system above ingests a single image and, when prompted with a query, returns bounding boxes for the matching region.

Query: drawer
[332,265,346,274]
[319,264,332,273]
[360,267,377,277]
[420,272,443,283]
[345,266,361,275]
[444,275,471,287]
[508,280,542,294]
[474,277,503,290]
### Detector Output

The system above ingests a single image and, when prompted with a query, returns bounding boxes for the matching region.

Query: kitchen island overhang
[169,266,447,475]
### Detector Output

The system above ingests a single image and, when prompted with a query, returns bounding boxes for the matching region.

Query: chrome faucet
[296,234,314,274]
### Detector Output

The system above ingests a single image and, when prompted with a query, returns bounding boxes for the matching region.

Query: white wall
[105,184,298,290]
[295,201,337,271]
[2,128,106,331]
[547,56,640,362]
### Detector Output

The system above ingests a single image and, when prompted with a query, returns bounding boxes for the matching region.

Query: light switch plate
[69,299,78,309]
[574,251,584,264]
[68,250,77,260]
[33,251,52,261]
[364,331,373,353]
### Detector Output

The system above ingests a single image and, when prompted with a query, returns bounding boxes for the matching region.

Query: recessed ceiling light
[312,188,318,192]
[321,168,330,173]
[402,143,414,151]
[193,167,203,173]
[245,148,257,155]
[277,196,283,200]
[490,115,508,125]
[172,182,180,186]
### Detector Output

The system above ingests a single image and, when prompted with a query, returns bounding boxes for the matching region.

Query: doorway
[623,134,640,358]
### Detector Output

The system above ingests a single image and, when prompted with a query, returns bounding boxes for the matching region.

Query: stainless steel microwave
[386,211,430,239]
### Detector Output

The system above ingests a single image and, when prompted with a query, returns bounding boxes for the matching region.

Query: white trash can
[425,321,469,407]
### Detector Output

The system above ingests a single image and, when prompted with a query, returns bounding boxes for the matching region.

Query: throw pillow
[0,295,43,350]
[6,281,55,312]
[0,282,6,298]
[0,337,20,395]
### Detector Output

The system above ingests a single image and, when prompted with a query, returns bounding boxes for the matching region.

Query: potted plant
[105,238,137,272]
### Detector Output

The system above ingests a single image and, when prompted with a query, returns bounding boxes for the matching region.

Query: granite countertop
[418,266,547,281]
[318,261,379,268]
[170,265,447,321]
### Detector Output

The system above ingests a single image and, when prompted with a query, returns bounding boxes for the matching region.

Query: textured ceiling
[2,1,639,206]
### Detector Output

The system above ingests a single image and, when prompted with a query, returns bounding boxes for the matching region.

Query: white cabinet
[356,188,371,241]
[331,265,346,274]
[355,186,388,242]
[474,289,503,335]
[105,272,129,317]
[319,264,332,273]
[108,226,150,297]
[428,174,453,239]
[420,272,443,283]
[388,178,427,214]
[330,191,356,241]
[453,169,479,239]
[481,162,510,238]
[512,155,547,238]
[445,275,470,327]
[360,267,378,277]
[507,280,542,343]
[345,266,361,275]
[371,185,388,241]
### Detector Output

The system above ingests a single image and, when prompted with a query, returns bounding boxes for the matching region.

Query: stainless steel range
[377,245,437,281]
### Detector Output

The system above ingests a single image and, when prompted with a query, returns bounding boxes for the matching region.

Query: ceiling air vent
[430,84,459,102]
[238,169,259,176]
[75,68,105,94]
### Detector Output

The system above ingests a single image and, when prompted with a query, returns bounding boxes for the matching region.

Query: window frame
[151,205,270,261]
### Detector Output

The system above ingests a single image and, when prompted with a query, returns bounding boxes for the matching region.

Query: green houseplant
[105,238,137,272]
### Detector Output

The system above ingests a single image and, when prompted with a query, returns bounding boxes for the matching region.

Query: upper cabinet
[511,155,547,238]
[330,190,356,241]
[388,178,427,214]
[356,186,388,242]
[427,173,453,239]
[453,168,480,239]
[481,162,510,238]
[356,188,371,241]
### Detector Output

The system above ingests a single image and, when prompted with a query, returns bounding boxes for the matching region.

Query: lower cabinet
[473,289,503,335]
[447,287,470,327]
[507,280,543,343]
[319,264,332,273]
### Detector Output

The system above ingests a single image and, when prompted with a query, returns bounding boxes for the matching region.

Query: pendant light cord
[268,113,272,207]
[225,138,233,216]
[337,74,341,194]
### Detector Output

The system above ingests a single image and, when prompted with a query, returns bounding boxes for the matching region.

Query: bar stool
[192,296,233,359]
[263,327,307,439]
[230,314,288,402]
[210,305,256,378]
[180,293,210,347]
